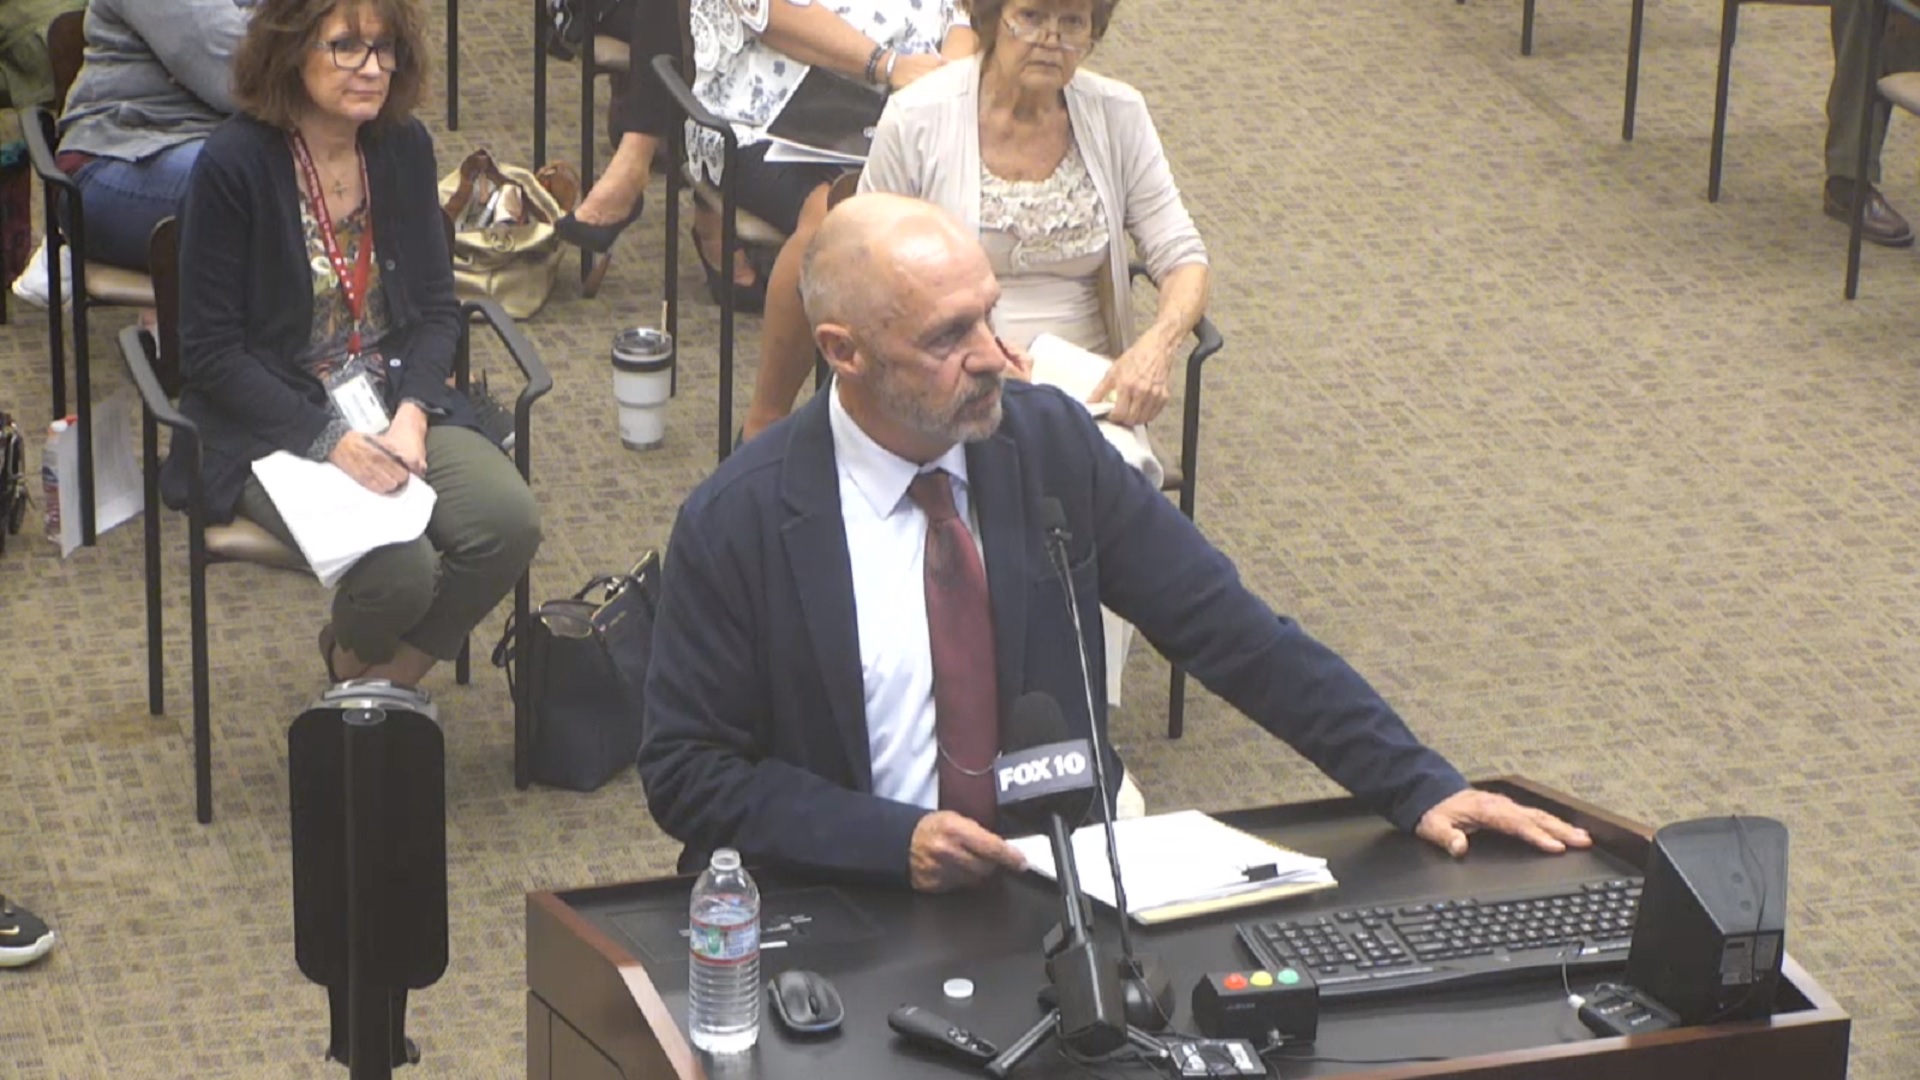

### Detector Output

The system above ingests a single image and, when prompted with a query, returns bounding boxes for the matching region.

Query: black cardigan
[162,113,477,520]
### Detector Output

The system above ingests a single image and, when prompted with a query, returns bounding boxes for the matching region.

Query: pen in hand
[366,435,423,485]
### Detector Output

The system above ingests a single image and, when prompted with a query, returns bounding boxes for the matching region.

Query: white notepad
[1008,810,1337,925]
[1025,333,1164,487]
[250,451,437,588]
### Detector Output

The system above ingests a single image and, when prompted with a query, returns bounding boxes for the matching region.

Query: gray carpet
[3,0,1919,1075]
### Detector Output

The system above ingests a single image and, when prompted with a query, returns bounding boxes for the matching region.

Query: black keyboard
[1234,877,1641,1002]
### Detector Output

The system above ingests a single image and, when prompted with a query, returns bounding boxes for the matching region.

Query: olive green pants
[238,426,542,663]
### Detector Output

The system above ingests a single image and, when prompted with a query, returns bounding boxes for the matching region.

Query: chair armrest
[1189,314,1223,368]
[650,53,732,139]
[117,325,198,437]
[1126,260,1221,366]
[19,105,85,246]
[461,297,552,481]
[17,106,67,185]
[462,297,553,401]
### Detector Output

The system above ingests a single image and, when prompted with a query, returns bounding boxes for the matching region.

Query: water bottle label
[689,921,759,963]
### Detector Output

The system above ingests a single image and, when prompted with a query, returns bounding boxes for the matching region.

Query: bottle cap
[943,978,974,1000]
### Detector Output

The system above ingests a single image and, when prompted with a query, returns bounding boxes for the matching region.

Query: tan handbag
[437,150,577,319]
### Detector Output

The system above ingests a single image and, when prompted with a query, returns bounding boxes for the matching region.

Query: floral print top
[978,142,1109,272]
[687,0,967,183]
[978,141,1112,354]
[296,200,394,459]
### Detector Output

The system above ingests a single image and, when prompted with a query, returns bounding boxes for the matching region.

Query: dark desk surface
[527,778,1850,1080]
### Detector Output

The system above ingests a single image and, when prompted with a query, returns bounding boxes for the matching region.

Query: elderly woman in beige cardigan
[739,0,1210,441]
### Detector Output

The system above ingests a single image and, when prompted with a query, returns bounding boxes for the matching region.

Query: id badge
[327,364,391,435]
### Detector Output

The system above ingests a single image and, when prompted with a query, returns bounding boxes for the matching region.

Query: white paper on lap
[1027,333,1165,489]
[250,451,437,588]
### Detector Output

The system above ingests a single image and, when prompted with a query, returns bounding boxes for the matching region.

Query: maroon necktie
[907,470,999,828]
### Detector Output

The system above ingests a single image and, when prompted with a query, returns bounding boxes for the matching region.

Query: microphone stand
[1039,504,1176,1031]
[985,809,1167,1079]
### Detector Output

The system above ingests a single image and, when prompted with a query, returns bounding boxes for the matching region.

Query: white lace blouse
[687,0,967,184]
[979,142,1112,354]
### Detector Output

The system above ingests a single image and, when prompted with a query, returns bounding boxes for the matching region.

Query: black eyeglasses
[316,37,401,73]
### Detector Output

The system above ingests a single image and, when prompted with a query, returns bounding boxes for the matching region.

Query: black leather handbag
[492,552,660,791]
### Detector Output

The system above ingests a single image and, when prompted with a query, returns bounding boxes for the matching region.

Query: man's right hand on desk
[909,812,1028,892]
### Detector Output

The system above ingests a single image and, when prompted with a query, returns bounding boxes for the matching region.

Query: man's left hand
[1415,789,1592,858]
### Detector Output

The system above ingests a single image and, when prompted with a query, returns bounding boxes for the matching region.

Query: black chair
[1121,267,1225,740]
[18,9,157,547]
[1458,0,1649,140]
[651,50,790,463]
[1707,0,1829,203]
[1846,0,1920,296]
[446,0,462,130]
[122,218,553,824]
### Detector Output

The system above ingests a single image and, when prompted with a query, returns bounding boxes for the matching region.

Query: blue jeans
[71,139,204,272]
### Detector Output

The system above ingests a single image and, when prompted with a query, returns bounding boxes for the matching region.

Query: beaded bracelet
[864,43,888,85]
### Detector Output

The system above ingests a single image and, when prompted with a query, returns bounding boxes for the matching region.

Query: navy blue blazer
[638,381,1469,886]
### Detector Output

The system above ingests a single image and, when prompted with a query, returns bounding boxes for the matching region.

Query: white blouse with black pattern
[686,0,967,184]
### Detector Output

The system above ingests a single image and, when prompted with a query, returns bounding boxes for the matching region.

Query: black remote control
[1578,986,1679,1038]
[887,1005,998,1066]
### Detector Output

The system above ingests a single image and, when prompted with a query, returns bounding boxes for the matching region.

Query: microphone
[999,692,1126,1058]
[1035,497,1174,1031]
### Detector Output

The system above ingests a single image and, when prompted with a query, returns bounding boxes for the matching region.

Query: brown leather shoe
[1825,178,1915,248]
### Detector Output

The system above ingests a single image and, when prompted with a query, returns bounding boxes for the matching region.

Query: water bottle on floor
[41,418,67,544]
[688,848,760,1054]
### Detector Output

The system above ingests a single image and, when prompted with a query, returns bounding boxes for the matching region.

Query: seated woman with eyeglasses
[165,0,542,701]
[53,0,257,272]
[741,0,1207,442]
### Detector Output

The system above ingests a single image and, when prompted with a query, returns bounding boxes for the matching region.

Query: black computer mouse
[768,969,844,1035]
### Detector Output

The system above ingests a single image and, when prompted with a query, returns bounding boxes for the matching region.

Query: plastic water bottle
[41,418,67,544]
[688,848,761,1054]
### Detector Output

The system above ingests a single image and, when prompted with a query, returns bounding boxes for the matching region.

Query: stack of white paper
[51,390,144,557]
[1009,809,1337,925]
[250,452,436,587]
[1025,333,1163,488]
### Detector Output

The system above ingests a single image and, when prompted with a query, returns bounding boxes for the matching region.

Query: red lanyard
[289,131,375,358]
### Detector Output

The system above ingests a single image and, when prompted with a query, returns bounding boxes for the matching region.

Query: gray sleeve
[1113,92,1208,283]
[113,0,253,115]
[306,419,350,462]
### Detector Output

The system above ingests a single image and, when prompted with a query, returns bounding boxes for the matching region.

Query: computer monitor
[1623,816,1787,1025]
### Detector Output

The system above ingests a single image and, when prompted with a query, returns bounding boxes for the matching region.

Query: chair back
[48,10,86,112]
[148,218,184,396]
[827,169,862,210]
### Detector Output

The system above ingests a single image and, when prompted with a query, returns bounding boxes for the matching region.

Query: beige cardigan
[859,55,1208,353]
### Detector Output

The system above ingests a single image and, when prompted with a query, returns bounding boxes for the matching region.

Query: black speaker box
[1623,816,1787,1025]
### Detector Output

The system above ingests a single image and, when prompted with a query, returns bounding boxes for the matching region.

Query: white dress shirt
[829,385,982,809]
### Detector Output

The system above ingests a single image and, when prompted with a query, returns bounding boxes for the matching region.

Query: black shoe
[0,895,57,968]
[693,228,769,314]
[465,373,516,452]
[1824,177,1915,247]
[554,194,644,255]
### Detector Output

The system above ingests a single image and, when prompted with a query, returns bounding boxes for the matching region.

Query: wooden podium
[526,778,1849,1079]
